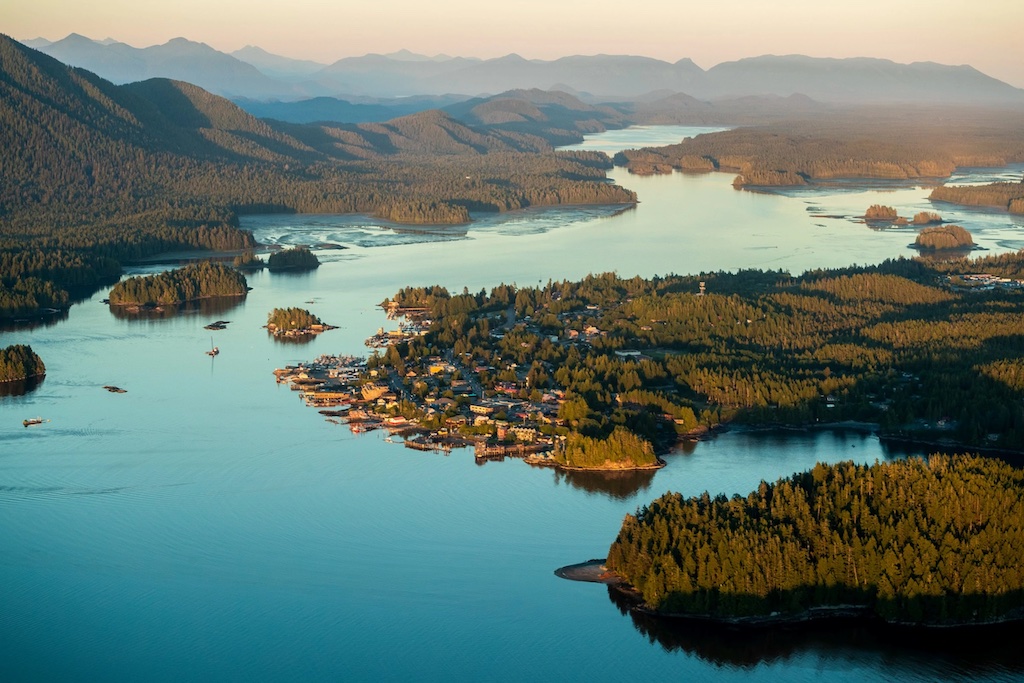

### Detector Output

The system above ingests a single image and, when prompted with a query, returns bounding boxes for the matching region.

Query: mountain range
[25,34,1024,107]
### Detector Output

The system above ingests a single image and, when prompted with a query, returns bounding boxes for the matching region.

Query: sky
[5,0,1024,87]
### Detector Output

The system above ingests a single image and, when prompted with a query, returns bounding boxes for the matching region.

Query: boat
[206,337,219,356]
[23,417,46,427]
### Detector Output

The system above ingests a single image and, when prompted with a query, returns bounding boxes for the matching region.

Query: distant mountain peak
[383,49,432,62]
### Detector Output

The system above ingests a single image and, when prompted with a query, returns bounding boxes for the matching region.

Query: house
[510,426,538,443]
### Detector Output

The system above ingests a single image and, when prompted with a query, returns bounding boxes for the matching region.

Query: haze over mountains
[25,34,1024,109]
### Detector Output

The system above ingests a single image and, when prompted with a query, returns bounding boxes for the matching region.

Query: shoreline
[557,558,1024,630]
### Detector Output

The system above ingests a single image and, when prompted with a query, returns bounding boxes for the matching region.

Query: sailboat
[206,337,219,356]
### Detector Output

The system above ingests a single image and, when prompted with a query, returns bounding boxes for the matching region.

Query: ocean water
[2,126,1022,681]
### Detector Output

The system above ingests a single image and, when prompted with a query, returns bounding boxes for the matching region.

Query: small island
[912,224,976,251]
[602,455,1024,627]
[266,307,335,338]
[232,250,266,271]
[864,204,901,223]
[0,344,46,383]
[108,262,248,307]
[267,246,320,272]
[863,206,943,227]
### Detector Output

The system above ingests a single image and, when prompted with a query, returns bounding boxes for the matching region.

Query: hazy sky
[7,0,1024,87]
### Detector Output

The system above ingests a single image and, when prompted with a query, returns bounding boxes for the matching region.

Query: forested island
[864,206,943,226]
[266,307,333,338]
[605,455,1024,627]
[912,225,976,252]
[267,247,320,271]
[0,344,45,383]
[107,262,248,306]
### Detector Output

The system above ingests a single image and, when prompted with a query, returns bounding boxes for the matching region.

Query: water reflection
[268,331,318,345]
[0,309,69,333]
[613,586,1024,678]
[0,375,46,397]
[107,296,245,321]
[550,467,658,500]
[913,247,979,263]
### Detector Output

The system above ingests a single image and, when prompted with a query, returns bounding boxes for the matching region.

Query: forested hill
[607,455,1024,626]
[0,36,635,319]
[614,108,1024,184]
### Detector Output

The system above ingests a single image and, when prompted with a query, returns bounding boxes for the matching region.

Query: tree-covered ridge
[0,35,634,317]
[612,110,1024,187]
[0,344,45,382]
[266,246,319,271]
[378,253,1024,453]
[108,262,248,305]
[607,455,1024,625]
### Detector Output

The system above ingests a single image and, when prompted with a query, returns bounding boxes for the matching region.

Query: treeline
[267,246,319,271]
[373,200,469,225]
[930,177,1024,214]
[0,248,122,318]
[108,262,248,306]
[0,344,45,382]
[613,110,1024,187]
[377,252,1024,452]
[607,455,1024,625]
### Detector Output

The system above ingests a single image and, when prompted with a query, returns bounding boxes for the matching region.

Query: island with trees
[864,206,944,227]
[107,262,249,307]
[603,455,1024,627]
[912,225,976,252]
[232,250,266,270]
[0,344,45,383]
[267,247,320,272]
[265,307,334,338]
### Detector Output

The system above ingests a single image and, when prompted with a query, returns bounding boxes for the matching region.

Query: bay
[2,126,1022,681]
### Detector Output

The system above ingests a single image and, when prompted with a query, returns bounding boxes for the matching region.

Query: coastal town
[275,260,1024,467]
[273,288,675,471]
[273,306,575,467]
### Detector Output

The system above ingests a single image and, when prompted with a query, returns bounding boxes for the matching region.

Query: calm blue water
[2,126,1022,681]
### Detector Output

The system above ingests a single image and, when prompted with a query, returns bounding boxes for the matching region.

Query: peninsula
[613,109,1024,192]
[280,250,1024,471]
[602,455,1024,627]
